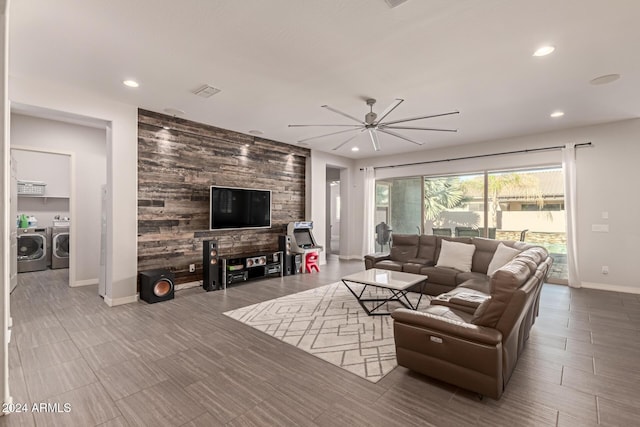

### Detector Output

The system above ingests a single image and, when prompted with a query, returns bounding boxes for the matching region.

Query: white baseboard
[339,255,364,261]
[71,278,98,287]
[581,281,640,295]
[104,293,139,307]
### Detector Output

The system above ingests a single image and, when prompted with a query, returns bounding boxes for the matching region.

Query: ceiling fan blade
[378,129,424,146]
[381,125,458,132]
[322,105,365,124]
[288,124,363,128]
[332,130,364,151]
[297,127,362,143]
[368,129,381,151]
[381,110,460,126]
[375,98,404,124]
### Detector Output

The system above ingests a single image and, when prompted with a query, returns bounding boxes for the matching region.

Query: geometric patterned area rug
[224,282,424,383]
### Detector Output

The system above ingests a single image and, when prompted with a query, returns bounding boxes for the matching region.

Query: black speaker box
[279,235,296,275]
[203,239,220,291]
[139,269,175,304]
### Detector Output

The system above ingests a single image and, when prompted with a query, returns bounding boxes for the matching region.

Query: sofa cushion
[456,271,489,285]
[487,243,522,276]
[420,266,458,287]
[458,278,491,294]
[416,235,437,262]
[436,239,476,272]
[375,260,404,271]
[403,261,434,274]
[434,236,473,262]
[389,234,419,263]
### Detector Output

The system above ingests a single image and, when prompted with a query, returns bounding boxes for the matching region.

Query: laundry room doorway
[10,107,108,290]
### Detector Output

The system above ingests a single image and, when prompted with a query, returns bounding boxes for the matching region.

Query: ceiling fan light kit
[289,98,459,152]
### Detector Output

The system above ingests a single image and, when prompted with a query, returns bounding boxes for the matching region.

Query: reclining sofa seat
[365,234,528,296]
[391,246,552,399]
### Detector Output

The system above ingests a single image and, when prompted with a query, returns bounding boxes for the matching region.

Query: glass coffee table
[341,268,427,316]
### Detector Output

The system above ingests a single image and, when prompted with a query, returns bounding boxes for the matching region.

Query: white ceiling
[9,0,640,159]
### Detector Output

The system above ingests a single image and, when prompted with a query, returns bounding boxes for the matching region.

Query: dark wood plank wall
[138,109,310,284]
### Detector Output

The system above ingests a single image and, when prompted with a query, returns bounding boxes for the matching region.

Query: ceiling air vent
[192,84,221,98]
[385,0,409,8]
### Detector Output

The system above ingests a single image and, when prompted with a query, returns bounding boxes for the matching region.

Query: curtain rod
[360,142,593,171]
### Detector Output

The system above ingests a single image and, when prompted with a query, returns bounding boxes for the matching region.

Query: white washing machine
[51,226,70,269]
[17,228,48,273]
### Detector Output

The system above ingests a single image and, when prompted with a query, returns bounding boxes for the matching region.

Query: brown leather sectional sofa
[364,234,553,399]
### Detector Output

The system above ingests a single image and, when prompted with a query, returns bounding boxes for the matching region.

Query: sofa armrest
[391,308,502,346]
[364,253,391,269]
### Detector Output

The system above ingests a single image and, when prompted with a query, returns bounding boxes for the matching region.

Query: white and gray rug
[224,282,424,383]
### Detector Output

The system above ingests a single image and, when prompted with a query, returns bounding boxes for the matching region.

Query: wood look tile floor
[2,260,640,426]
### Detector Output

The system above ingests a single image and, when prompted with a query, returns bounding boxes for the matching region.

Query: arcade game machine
[286,221,323,273]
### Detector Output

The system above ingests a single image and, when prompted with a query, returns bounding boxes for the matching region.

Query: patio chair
[455,227,480,237]
[432,228,452,236]
[520,229,529,242]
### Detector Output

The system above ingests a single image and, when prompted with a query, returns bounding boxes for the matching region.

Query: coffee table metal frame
[341,269,427,316]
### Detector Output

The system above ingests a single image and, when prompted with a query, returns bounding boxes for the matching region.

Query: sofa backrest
[416,235,437,261]
[390,234,419,262]
[469,238,526,274]
[471,246,549,329]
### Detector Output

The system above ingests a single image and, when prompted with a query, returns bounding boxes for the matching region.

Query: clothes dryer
[51,226,69,269]
[17,228,48,273]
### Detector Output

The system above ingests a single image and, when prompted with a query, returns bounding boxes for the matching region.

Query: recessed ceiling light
[122,79,139,88]
[248,130,263,135]
[351,147,360,152]
[533,45,555,57]
[589,74,621,85]
[550,111,564,118]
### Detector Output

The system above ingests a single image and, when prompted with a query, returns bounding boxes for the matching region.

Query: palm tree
[423,177,467,224]
[461,173,543,227]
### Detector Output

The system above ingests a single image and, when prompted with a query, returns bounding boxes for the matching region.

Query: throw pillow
[487,243,522,276]
[436,239,476,272]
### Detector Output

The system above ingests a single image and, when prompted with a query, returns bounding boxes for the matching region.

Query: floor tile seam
[27,375,102,405]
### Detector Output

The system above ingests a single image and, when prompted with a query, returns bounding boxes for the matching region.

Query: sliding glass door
[487,168,566,283]
[375,166,566,283]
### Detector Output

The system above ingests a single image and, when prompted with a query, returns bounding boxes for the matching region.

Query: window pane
[488,168,566,283]
[424,174,485,238]
[375,178,421,250]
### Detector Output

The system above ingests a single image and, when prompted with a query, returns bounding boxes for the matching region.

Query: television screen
[210,186,271,230]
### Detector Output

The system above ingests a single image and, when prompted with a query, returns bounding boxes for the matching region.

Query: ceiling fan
[288,98,459,151]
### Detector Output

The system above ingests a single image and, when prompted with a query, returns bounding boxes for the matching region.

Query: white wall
[9,75,138,305]
[11,114,107,284]
[1,0,10,407]
[308,150,355,263]
[350,118,640,293]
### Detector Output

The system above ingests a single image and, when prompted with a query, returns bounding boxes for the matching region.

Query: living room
[2,1,640,426]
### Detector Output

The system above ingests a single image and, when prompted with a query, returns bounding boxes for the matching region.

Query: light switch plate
[592,224,609,232]
[602,211,609,219]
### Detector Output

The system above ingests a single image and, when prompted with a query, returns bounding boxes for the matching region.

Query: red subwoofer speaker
[203,239,220,291]
[139,269,175,304]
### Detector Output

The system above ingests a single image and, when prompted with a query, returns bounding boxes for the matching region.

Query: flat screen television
[210,186,271,230]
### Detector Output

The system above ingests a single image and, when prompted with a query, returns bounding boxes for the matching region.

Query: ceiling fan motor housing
[365,112,377,124]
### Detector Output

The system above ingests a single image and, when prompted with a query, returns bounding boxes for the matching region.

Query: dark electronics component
[210,186,271,230]
[202,240,220,292]
[139,269,175,303]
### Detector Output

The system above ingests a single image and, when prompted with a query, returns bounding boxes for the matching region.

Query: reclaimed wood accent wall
[138,109,310,284]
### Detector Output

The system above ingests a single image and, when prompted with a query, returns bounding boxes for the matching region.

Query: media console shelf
[221,251,283,289]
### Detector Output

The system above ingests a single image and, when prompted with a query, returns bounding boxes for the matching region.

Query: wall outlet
[189,264,196,273]
[601,266,609,275]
